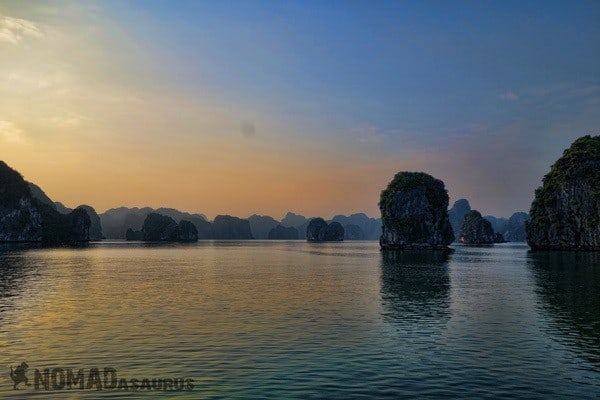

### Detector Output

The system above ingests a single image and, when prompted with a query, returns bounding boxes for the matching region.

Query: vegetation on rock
[527,135,600,250]
[459,210,495,245]
[379,172,453,249]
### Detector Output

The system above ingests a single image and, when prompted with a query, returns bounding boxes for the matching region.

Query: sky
[1,0,598,220]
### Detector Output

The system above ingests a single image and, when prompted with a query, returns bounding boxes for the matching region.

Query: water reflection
[529,251,600,368]
[0,246,36,321]
[379,250,451,323]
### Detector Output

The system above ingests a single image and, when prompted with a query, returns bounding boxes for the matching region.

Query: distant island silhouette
[0,135,596,249]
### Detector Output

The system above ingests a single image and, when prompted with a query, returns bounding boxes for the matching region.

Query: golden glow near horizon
[0,5,414,219]
[4,2,594,218]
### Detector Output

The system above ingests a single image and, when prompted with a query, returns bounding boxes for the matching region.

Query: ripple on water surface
[0,241,598,398]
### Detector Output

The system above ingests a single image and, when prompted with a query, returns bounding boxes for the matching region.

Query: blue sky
[1,1,598,217]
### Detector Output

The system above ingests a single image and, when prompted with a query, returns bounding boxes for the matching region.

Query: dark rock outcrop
[343,224,365,240]
[379,172,454,249]
[41,206,91,244]
[177,220,199,242]
[68,208,91,243]
[212,215,253,240]
[448,199,471,240]
[494,232,506,243]
[306,218,344,242]
[268,224,299,240]
[324,221,344,241]
[458,210,495,244]
[248,214,279,239]
[306,218,328,241]
[76,205,102,240]
[142,213,179,241]
[27,181,102,240]
[153,208,208,239]
[125,228,143,240]
[0,161,90,244]
[527,135,600,250]
[141,213,198,242]
[100,207,208,239]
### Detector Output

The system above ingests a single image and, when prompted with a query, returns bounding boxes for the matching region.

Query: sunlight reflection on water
[0,241,598,398]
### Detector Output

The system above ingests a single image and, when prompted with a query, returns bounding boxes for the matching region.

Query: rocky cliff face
[448,199,471,239]
[0,197,44,241]
[306,218,344,241]
[527,135,600,250]
[268,224,298,240]
[459,210,496,244]
[0,161,90,244]
[379,172,454,249]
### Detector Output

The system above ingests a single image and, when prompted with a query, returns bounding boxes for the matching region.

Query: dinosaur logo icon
[9,362,30,390]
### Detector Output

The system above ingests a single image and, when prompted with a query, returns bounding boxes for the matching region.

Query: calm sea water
[0,241,598,399]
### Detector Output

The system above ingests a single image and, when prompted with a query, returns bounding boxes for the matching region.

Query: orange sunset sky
[2,2,598,219]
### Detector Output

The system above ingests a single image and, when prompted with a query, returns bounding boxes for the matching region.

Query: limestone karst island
[0,135,597,250]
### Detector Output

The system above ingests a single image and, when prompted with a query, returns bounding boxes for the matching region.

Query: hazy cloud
[0,15,42,45]
[48,113,88,128]
[499,91,519,101]
[0,120,25,143]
